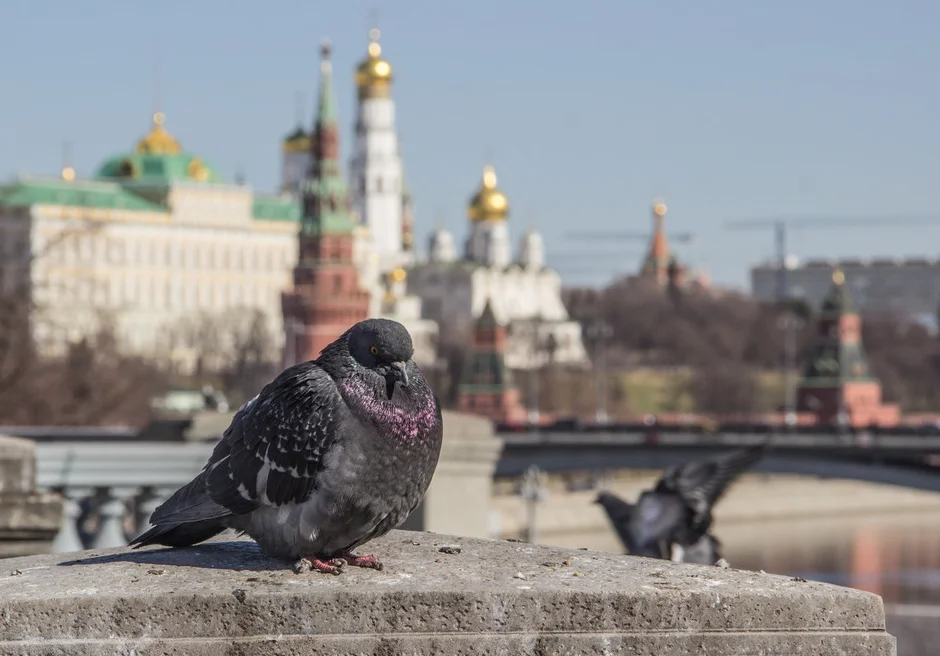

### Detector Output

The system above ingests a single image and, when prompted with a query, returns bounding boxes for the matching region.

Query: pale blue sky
[2,0,940,287]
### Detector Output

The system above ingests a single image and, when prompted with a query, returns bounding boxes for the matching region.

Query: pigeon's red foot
[293,557,346,575]
[340,552,384,571]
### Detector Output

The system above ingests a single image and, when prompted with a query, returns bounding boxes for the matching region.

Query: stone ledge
[0,530,895,655]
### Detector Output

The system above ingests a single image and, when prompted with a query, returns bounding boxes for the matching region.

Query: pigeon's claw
[294,557,347,575]
[341,552,384,571]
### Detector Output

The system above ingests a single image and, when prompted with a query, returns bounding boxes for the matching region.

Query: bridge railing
[34,442,214,553]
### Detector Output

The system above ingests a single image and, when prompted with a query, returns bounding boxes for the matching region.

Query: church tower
[349,28,412,273]
[465,164,512,267]
[281,41,370,366]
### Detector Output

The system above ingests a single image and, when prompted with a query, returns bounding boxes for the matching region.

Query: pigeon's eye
[370,345,378,356]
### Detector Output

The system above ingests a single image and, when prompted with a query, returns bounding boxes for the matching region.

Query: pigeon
[130,318,443,575]
[594,442,766,564]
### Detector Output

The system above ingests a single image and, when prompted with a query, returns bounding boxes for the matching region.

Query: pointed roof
[819,269,853,315]
[642,198,671,274]
[300,40,355,236]
[799,269,874,387]
[316,41,338,124]
[477,298,499,329]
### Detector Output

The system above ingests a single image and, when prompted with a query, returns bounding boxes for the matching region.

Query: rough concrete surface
[0,530,895,655]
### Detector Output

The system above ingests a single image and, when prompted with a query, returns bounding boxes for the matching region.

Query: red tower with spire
[457,300,529,425]
[282,41,370,366]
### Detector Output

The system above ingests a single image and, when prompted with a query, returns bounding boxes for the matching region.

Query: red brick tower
[282,42,370,366]
[457,300,528,425]
[796,269,899,427]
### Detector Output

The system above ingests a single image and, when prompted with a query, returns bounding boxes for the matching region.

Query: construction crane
[724,215,940,302]
[566,198,696,245]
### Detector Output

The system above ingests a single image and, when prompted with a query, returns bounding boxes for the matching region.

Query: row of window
[34,274,284,312]
[31,233,295,271]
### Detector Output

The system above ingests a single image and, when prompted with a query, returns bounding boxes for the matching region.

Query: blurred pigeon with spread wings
[595,443,767,565]
[131,319,443,575]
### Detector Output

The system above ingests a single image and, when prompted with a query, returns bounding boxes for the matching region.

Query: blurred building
[408,165,587,370]
[629,199,709,292]
[750,257,940,323]
[281,29,435,366]
[0,113,299,366]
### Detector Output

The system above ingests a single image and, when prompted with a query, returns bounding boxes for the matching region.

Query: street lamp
[520,465,547,544]
[586,319,613,424]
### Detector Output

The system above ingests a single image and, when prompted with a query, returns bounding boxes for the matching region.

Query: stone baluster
[51,487,92,554]
[90,486,135,549]
[134,486,174,536]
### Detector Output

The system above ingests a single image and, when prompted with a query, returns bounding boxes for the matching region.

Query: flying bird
[594,443,767,564]
[131,319,443,575]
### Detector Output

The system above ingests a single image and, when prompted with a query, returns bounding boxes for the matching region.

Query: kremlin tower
[349,27,414,274]
[281,41,370,366]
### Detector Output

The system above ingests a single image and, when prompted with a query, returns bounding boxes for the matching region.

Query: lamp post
[520,464,547,544]
[587,320,613,424]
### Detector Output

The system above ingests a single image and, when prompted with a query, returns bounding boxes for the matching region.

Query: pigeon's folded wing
[204,362,346,514]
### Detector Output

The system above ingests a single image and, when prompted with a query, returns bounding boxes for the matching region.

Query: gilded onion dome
[467,165,510,222]
[136,112,182,155]
[355,28,393,98]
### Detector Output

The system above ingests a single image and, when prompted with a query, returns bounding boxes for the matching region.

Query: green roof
[253,194,301,222]
[96,152,223,186]
[0,178,165,212]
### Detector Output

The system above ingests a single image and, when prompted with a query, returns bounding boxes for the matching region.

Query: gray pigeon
[594,443,766,564]
[131,318,443,575]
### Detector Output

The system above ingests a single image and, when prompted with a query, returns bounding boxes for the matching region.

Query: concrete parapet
[0,530,895,655]
[0,435,62,558]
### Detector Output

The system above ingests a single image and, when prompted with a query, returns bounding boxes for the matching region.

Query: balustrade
[35,442,214,553]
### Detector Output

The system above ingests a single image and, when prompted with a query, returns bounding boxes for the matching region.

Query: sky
[2,0,940,288]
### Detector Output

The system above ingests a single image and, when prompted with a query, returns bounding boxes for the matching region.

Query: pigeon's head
[347,318,415,391]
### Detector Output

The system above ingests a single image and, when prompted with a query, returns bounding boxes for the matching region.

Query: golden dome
[832,269,845,285]
[355,29,393,97]
[136,112,182,155]
[390,267,407,283]
[468,165,510,222]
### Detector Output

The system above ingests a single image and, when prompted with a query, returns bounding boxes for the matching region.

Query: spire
[820,268,852,315]
[642,198,670,273]
[61,141,75,182]
[316,40,337,125]
[301,39,354,236]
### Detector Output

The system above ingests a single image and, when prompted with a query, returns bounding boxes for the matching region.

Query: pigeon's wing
[203,362,347,514]
[657,443,767,511]
[596,492,635,551]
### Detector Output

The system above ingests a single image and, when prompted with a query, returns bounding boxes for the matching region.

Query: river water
[714,509,940,604]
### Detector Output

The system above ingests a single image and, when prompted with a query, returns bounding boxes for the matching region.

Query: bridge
[496,430,940,492]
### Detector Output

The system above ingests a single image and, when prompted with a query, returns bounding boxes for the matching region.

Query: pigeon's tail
[129,472,232,549]
[130,518,227,549]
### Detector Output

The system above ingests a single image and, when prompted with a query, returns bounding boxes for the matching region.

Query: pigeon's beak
[391,361,410,387]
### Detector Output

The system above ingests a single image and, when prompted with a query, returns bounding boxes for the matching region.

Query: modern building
[0,113,299,367]
[408,165,588,370]
[751,257,940,322]
[281,42,370,366]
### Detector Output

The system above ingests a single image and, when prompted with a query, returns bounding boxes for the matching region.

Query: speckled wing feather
[655,443,767,511]
[204,362,346,514]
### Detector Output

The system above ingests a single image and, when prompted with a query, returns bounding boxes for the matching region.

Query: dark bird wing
[595,492,635,553]
[655,443,767,513]
[205,362,346,513]
[148,362,345,529]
